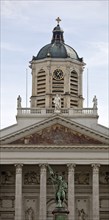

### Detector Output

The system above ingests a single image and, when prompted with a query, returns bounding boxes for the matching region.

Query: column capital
[67,163,76,172]
[92,163,100,173]
[39,163,47,171]
[15,164,23,174]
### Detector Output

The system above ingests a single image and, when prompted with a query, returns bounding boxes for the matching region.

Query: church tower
[30,17,85,110]
[1,18,109,220]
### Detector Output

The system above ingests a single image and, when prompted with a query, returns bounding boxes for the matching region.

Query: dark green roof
[32,24,83,62]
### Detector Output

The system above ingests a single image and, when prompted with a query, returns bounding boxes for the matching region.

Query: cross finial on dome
[56,17,61,25]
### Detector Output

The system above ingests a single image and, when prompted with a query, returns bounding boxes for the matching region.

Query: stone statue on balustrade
[92,95,97,109]
[48,165,67,208]
[17,95,22,108]
[53,94,61,113]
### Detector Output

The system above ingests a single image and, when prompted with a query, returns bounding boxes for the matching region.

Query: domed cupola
[33,17,83,61]
[30,18,85,110]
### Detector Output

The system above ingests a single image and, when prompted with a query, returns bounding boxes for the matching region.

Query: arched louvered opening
[36,69,46,107]
[70,71,78,108]
[52,77,64,94]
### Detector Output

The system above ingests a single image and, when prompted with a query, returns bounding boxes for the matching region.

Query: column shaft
[39,164,47,220]
[92,164,100,220]
[67,164,75,220]
[15,164,23,220]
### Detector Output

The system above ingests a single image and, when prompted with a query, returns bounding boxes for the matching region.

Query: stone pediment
[10,124,103,145]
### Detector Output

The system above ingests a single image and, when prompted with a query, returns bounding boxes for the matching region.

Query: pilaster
[92,164,100,220]
[39,164,47,220]
[67,163,76,220]
[15,164,23,220]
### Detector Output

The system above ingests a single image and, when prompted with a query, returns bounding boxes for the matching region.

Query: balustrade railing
[17,107,97,116]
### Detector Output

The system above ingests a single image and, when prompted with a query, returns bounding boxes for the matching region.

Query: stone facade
[0,164,109,220]
[0,19,109,220]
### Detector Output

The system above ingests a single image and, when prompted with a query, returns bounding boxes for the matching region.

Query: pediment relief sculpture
[10,124,103,145]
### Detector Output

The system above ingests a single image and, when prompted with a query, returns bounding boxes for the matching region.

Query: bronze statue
[48,165,67,207]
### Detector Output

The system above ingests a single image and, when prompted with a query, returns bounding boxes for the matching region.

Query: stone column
[67,164,76,220]
[92,164,100,220]
[39,164,47,220]
[15,164,23,220]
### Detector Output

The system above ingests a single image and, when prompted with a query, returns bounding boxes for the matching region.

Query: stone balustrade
[17,107,97,116]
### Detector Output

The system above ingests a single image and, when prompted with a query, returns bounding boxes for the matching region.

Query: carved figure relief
[76,198,89,220]
[24,172,40,185]
[0,171,15,185]
[75,173,90,185]
[25,207,34,220]
[11,124,103,145]
[77,208,88,220]
[100,172,109,184]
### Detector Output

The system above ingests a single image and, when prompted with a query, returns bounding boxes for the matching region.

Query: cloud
[1,42,25,52]
[85,41,108,67]
[1,1,31,22]
[1,1,108,23]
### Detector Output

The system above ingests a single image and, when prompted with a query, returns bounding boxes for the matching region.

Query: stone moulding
[0,144,109,150]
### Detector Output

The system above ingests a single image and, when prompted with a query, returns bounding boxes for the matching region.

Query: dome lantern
[32,18,83,62]
[51,17,64,43]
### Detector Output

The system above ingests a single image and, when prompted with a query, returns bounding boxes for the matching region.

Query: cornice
[0,144,109,152]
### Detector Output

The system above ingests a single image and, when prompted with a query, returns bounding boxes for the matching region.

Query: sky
[1,0,109,129]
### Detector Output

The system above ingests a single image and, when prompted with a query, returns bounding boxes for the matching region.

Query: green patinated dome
[32,23,83,62]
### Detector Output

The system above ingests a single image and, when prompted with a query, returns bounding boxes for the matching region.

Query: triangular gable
[1,115,108,144]
[10,124,103,145]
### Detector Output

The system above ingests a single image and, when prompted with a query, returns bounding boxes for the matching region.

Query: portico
[1,147,109,220]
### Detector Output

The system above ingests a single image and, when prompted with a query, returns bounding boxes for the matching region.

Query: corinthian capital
[92,164,100,173]
[67,163,76,172]
[15,164,23,174]
[39,164,47,172]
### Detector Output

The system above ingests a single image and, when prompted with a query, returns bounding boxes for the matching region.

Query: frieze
[99,172,109,184]
[75,172,90,185]
[0,171,15,185]
[10,124,103,145]
[24,172,40,185]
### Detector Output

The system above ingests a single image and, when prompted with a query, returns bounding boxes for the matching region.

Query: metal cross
[56,17,61,25]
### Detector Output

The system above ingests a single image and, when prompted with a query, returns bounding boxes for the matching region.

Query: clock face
[53,69,64,80]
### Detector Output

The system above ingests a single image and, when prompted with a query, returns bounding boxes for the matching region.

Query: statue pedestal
[52,207,69,220]
[54,109,61,114]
